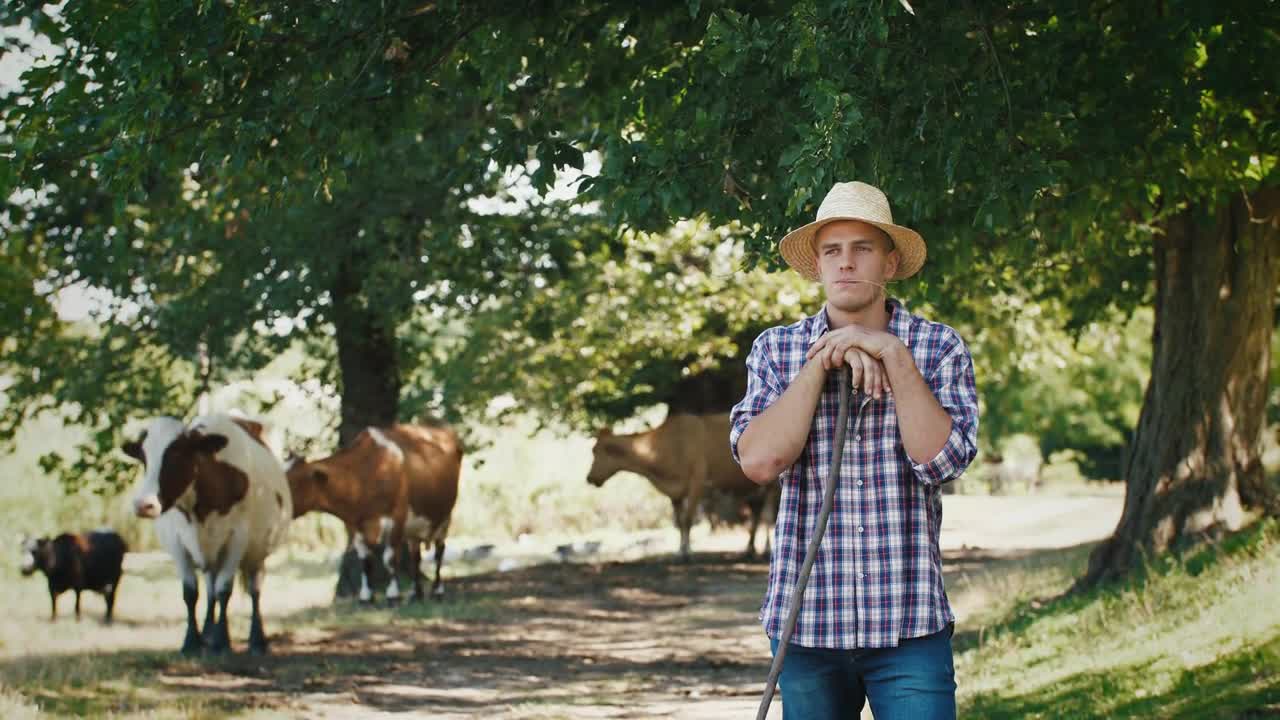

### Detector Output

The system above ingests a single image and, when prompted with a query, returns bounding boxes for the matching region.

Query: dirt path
[137,555,773,719]
[123,494,1123,719]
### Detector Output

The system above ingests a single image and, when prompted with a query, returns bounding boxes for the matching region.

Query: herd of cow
[18,409,777,657]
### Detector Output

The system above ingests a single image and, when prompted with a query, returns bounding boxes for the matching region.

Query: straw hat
[778,181,926,281]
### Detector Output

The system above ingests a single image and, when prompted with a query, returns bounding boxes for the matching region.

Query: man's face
[814,220,899,313]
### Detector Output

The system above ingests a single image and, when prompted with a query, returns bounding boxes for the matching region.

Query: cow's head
[19,535,51,576]
[586,429,623,487]
[285,456,329,518]
[122,417,229,518]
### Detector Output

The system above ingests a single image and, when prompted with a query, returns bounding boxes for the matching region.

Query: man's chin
[827,287,878,313]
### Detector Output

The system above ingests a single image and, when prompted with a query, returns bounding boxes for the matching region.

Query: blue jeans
[768,625,956,720]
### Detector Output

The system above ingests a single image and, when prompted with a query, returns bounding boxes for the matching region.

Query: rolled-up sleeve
[729,330,785,465]
[911,338,979,486]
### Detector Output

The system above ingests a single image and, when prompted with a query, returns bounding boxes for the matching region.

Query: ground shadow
[1,550,774,717]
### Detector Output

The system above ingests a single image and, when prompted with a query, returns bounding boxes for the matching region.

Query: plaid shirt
[730,298,979,649]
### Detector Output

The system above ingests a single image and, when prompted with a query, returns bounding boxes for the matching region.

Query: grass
[0,686,42,720]
[952,518,1280,719]
[3,517,1277,717]
[5,406,1279,717]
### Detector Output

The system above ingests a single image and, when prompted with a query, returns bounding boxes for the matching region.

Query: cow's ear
[237,419,264,438]
[193,433,229,455]
[121,441,144,462]
[311,469,328,485]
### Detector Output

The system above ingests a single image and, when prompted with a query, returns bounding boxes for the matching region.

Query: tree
[0,1,707,481]
[972,300,1151,481]
[4,1,1275,591]
[420,219,821,432]
[579,1,1279,586]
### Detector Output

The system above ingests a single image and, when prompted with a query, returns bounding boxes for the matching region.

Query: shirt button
[854,434,862,441]
[857,480,864,487]
[857,526,865,533]
[857,573,865,580]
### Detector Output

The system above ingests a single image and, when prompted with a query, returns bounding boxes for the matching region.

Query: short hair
[877,227,895,253]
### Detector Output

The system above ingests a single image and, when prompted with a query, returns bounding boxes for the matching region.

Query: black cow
[20,530,127,623]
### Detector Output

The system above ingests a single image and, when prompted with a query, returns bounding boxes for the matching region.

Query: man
[730,181,979,719]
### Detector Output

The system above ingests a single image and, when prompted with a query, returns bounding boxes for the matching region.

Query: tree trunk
[1081,188,1280,588]
[331,262,401,446]
[330,260,406,599]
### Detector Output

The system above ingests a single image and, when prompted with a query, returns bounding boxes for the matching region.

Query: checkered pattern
[729,299,979,649]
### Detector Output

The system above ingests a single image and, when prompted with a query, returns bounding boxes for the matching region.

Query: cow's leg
[379,518,403,606]
[208,531,249,654]
[407,540,425,602]
[207,562,238,655]
[170,550,203,655]
[671,497,692,562]
[73,590,82,620]
[201,568,218,645]
[181,581,202,656]
[431,535,447,599]
[48,589,58,622]
[103,581,117,625]
[352,530,375,604]
[165,524,204,654]
[242,566,268,656]
[207,583,234,655]
[382,542,402,606]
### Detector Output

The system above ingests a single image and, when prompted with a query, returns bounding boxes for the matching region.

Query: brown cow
[587,413,778,561]
[20,530,127,624]
[287,423,462,603]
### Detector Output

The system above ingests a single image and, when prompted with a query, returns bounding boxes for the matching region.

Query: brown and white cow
[286,423,462,604]
[122,414,292,656]
[587,413,778,561]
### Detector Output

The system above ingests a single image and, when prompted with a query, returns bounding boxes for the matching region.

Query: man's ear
[885,246,901,281]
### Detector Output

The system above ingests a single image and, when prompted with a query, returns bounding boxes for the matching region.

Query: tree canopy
[1,1,706,471]
[3,1,1276,586]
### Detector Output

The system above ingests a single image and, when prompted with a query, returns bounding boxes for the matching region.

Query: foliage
[0,1,704,489]
[418,219,821,431]
[588,1,1277,318]
[971,303,1151,479]
[4,0,1275,521]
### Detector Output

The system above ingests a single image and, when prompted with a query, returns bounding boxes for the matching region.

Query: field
[6,491,1277,719]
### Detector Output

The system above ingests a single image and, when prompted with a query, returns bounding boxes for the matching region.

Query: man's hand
[806,326,906,398]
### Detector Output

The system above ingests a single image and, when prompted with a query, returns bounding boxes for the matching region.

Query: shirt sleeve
[729,330,785,465]
[910,336,980,487]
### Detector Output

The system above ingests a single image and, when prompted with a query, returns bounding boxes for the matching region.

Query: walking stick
[756,366,854,720]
